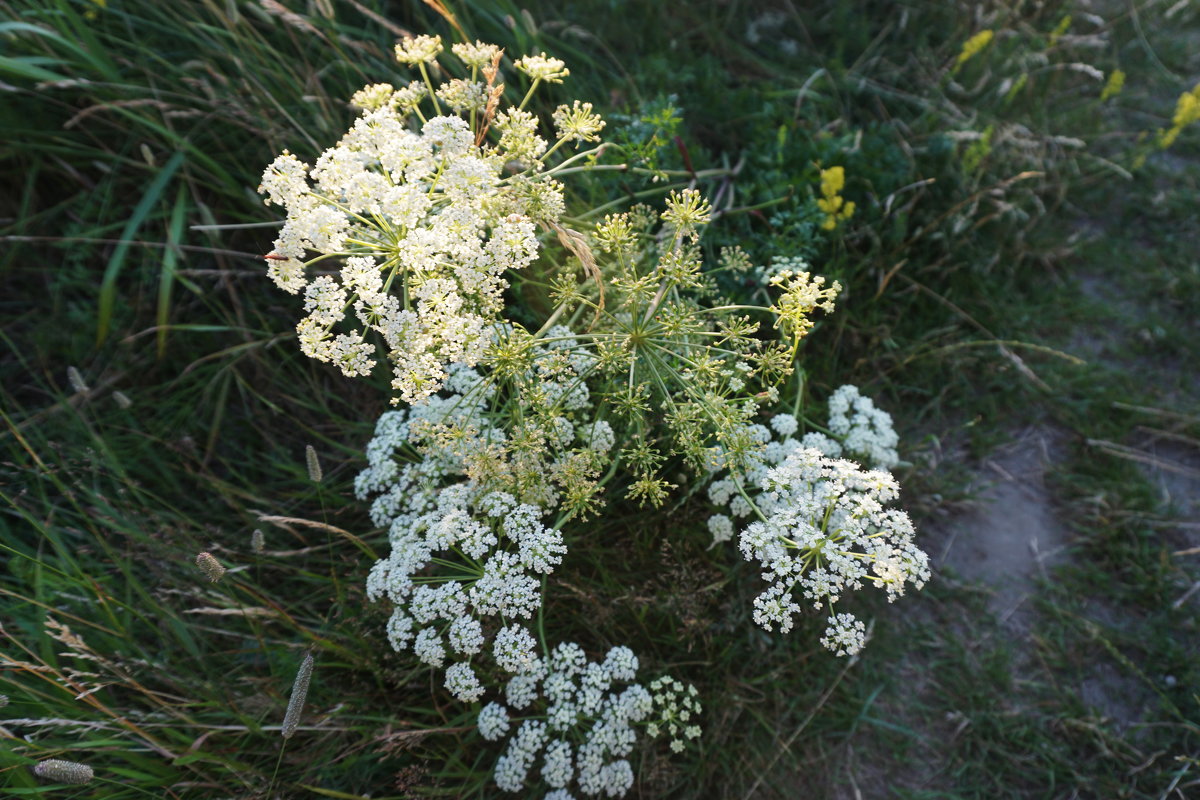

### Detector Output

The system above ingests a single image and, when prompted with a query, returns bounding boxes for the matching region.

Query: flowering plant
[258,32,928,797]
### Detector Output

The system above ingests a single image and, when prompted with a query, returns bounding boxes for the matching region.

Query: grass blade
[157,183,189,357]
[97,149,184,344]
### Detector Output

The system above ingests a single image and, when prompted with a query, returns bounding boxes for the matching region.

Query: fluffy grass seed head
[281,650,315,739]
[66,366,88,394]
[305,444,323,483]
[33,759,94,785]
[195,551,226,583]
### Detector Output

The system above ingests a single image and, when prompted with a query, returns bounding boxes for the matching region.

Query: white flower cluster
[355,367,567,690]
[824,384,900,469]
[705,386,902,549]
[364,476,563,634]
[355,366,700,795]
[737,447,929,656]
[646,676,702,753]
[481,642,672,797]
[355,331,603,516]
[706,420,805,546]
[259,41,600,405]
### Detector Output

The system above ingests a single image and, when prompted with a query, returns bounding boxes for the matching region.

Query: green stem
[419,62,442,114]
[518,78,542,111]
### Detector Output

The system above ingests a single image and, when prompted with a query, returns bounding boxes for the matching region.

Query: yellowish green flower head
[955,29,994,69]
[514,52,570,83]
[395,34,443,65]
[1048,15,1071,47]
[1100,69,1125,102]
[1157,83,1200,149]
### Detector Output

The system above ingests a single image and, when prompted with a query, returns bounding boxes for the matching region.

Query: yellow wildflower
[1100,70,1125,102]
[1048,16,1071,47]
[816,166,855,231]
[1157,83,1200,150]
[955,30,994,69]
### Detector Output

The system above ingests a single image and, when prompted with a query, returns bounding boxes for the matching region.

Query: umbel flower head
[737,447,930,655]
[394,34,443,65]
[258,41,596,405]
[514,52,570,83]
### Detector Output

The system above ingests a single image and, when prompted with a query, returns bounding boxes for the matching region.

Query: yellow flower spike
[1048,16,1071,47]
[817,166,852,230]
[820,166,845,197]
[816,196,843,215]
[955,30,994,68]
[1100,69,1125,102]
[1172,90,1200,129]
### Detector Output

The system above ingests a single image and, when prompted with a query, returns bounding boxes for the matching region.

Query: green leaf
[0,55,67,82]
[157,184,188,357]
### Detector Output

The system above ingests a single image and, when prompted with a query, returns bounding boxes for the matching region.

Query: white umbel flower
[478,701,511,741]
[394,34,442,65]
[494,625,539,674]
[514,52,569,82]
[445,661,485,702]
[737,447,929,654]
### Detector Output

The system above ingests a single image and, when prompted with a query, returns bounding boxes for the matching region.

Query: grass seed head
[282,651,315,739]
[305,444,323,483]
[33,759,94,785]
[195,551,226,582]
[66,366,89,394]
